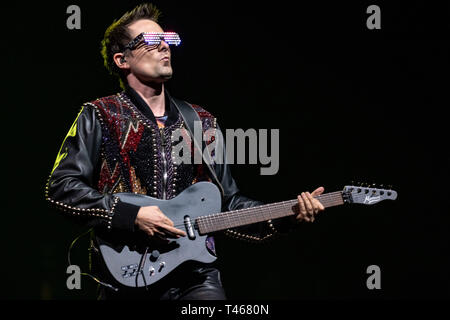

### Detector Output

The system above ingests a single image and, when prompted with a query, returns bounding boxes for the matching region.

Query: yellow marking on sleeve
[50,107,84,175]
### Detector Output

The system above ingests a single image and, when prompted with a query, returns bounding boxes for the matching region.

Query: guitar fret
[196,191,345,234]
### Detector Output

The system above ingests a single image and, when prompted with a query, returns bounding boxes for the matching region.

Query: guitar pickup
[184,216,196,240]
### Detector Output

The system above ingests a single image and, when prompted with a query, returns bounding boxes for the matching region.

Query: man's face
[125,19,173,83]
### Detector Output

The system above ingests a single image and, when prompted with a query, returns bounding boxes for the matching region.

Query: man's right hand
[135,206,186,239]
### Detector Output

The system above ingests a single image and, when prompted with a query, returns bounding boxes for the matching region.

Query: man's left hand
[296,187,325,223]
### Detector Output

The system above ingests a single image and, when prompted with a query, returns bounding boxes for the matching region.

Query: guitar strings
[166,191,386,230]
[170,194,340,228]
[194,193,345,232]
[171,193,346,229]
[166,192,346,229]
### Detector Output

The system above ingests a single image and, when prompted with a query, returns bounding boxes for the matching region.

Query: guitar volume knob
[150,250,160,262]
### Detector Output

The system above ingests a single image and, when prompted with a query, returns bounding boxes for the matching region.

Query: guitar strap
[169,96,225,200]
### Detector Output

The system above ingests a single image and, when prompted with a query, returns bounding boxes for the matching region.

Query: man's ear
[113,53,129,70]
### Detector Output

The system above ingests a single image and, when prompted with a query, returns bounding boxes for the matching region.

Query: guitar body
[95,181,221,288]
[94,180,397,289]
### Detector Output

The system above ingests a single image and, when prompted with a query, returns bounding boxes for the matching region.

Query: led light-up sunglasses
[123,32,181,51]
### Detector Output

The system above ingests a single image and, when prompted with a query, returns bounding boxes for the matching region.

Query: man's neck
[127,78,165,117]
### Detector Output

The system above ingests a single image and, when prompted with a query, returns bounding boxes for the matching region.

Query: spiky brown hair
[100,3,162,87]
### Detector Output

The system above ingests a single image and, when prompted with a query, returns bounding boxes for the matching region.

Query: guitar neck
[196,191,345,234]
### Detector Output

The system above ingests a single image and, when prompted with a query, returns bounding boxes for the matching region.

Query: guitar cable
[68,228,119,292]
[136,246,149,290]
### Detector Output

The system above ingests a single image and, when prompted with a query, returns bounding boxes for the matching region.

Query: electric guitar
[96,182,397,288]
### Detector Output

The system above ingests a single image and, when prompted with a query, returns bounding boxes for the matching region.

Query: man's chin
[156,68,173,81]
[137,70,173,84]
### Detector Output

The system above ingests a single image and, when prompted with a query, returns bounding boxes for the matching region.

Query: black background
[2,0,449,300]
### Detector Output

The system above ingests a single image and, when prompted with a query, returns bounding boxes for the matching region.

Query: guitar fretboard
[196,191,344,234]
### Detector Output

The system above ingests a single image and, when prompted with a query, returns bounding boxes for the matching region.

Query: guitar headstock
[343,184,398,205]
